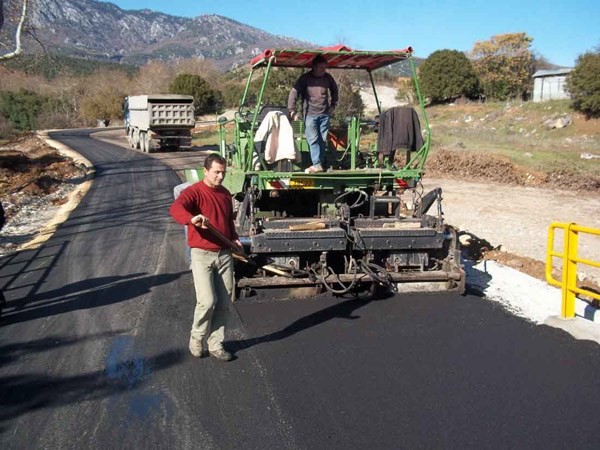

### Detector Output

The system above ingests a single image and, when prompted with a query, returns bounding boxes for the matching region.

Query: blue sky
[111,0,599,67]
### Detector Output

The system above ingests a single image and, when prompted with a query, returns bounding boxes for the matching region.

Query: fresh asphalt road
[1,129,600,449]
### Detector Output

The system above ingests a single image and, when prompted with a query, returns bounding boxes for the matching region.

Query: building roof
[533,68,573,78]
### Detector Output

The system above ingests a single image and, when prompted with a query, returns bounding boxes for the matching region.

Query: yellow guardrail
[546,222,600,318]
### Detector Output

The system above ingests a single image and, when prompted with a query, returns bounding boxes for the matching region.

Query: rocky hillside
[24,0,311,69]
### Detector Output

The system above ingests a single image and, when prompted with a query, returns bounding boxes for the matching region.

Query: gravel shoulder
[422,177,600,283]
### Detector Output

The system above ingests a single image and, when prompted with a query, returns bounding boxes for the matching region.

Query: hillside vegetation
[425,100,600,191]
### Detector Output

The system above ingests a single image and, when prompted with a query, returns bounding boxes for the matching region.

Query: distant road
[1,129,599,449]
[92,128,210,181]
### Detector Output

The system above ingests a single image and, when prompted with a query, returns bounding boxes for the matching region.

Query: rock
[506,259,524,268]
[581,153,600,160]
[544,115,573,130]
[459,234,472,246]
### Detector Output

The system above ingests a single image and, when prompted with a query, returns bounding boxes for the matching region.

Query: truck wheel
[144,133,153,153]
[128,129,135,148]
[140,132,148,153]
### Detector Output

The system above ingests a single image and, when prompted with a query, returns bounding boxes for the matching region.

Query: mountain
[25,0,312,70]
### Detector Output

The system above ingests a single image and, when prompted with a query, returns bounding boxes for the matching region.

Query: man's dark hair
[204,153,227,170]
[312,54,328,67]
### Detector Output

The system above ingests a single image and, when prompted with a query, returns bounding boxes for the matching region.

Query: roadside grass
[191,125,233,148]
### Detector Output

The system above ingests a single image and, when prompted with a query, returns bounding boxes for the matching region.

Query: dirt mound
[545,169,600,192]
[427,148,537,185]
[0,135,86,220]
[427,148,600,193]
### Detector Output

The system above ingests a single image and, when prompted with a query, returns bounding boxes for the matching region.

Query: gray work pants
[190,248,234,351]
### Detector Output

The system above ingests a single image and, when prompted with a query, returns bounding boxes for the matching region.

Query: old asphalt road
[1,129,600,449]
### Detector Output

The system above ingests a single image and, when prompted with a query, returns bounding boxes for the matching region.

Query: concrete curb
[14,132,96,252]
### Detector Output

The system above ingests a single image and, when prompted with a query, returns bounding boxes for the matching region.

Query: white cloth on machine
[254,111,300,164]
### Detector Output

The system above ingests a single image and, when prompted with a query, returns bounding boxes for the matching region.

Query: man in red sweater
[169,154,241,362]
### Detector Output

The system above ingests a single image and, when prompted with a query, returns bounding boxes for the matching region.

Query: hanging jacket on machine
[254,111,300,164]
[377,106,424,155]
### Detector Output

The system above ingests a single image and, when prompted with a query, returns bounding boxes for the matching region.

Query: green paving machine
[185,45,465,298]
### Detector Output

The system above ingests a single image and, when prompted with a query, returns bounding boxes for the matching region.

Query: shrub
[0,115,15,139]
[418,50,480,103]
[566,51,600,118]
[0,89,49,130]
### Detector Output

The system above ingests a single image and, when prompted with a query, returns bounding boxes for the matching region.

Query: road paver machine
[185,45,465,298]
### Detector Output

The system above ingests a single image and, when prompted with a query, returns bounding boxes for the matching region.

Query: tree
[78,69,131,124]
[418,49,480,104]
[566,50,600,117]
[533,52,559,71]
[0,0,28,61]
[469,32,535,100]
[331,74,364,128]
[170,73,218,115]
[247,67,302,107]
[396,77,416,104]
[133,60,173,94]
[80,92,123,125]
[173,58,220,89]
[219,81,246,109]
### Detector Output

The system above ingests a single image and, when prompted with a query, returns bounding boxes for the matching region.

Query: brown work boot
[189,336,208,358]
[209,347,234,362]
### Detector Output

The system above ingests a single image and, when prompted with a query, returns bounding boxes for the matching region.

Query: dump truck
[124,94,195,152]
[183,45,465,299]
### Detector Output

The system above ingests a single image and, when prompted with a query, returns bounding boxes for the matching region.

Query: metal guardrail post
[562,223,577,318]
[546,222,600,319]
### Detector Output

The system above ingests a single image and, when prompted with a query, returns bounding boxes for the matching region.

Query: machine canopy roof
[249,45,413,71]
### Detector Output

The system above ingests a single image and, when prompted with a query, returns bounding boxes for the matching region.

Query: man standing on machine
[288,54,338,173]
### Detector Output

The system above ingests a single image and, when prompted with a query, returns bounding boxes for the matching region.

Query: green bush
[0,90,75,131]
[0,90,50,130]
[170,73,218,115]
[567,51,600,117]
[419,50,480,103]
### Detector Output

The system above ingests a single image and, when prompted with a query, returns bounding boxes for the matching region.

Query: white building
[532,69,573,102]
